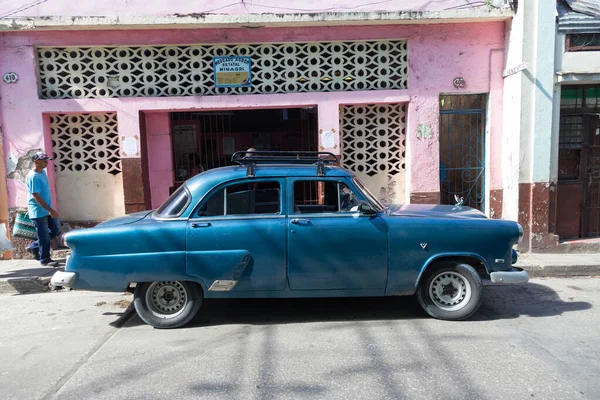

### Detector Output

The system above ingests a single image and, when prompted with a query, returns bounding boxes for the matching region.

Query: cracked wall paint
[3,1,504,18]
[6,149,42,183]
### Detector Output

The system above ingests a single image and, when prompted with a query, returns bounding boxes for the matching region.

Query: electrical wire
[0,0,50,18]
[245,0,393,13]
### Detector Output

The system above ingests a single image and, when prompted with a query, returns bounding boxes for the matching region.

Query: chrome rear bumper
[51,271,76,288]
[490,267,529,284]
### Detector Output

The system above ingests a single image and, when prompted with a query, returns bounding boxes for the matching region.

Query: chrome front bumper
[51,271,77,288]
[490,267,529,284]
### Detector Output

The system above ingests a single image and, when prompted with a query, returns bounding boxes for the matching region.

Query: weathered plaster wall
[406,23,505,196]
[558,33,600,73]
[510,1,558,251]
[145,112,173,209]
[530,1,556,185]
[501,14,523,222]
[0,22,504,211]
[55,171,125,220]
[1,1,498,18]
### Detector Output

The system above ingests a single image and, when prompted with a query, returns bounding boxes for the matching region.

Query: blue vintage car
[51,151,527,329]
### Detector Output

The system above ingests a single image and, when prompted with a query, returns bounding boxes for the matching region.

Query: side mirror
[358,201,376,216]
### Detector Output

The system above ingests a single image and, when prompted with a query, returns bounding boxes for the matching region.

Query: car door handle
[291,219,311,225]
[191,222,212,228]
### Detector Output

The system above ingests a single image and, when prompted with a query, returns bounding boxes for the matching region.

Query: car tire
[134,280,203,329]
[416,262,483,321]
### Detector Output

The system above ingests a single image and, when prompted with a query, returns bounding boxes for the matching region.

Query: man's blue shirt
[26,169,52,219]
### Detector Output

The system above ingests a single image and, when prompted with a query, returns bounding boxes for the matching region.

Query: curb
[518,264,600,278]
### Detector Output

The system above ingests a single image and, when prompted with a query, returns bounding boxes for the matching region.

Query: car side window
[197,181,281,217]
[293,180,359,214]
[339,182,360,212]
[197,188,225,217]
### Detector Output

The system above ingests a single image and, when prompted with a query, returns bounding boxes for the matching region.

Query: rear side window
[155,185,190,218]
[198,181,281,216]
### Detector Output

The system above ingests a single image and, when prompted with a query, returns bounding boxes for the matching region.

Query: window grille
[340,104,406,204]
[50,113,121,175]
[36,40,408,99]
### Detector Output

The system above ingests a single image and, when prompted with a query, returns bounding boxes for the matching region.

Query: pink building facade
[0,1,513,254]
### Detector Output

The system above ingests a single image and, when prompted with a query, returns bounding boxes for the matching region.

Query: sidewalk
[517,253,600,278]
[0,259,66,294]
[1,253,599,295]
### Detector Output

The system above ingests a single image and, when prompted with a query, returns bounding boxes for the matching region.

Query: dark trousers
[28,216,61,264]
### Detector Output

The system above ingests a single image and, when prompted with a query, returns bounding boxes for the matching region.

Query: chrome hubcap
[429,271,472,311]
[146,281,188,319]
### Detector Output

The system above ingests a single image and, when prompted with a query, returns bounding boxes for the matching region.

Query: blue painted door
[439,94,486,211]
[186,180,287,291]
[286,178,388,290]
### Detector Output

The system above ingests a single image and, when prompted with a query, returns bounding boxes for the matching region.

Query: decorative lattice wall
[50,113,121,175]
[36,40,408,99]
[340,104,406,204]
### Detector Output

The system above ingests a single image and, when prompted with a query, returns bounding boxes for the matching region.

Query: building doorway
[439,94,487,211]
[557,85,600,239]
[169,107,318,192]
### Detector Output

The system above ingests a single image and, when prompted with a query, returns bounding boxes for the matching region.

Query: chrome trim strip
[287,213,367,219]
[517,223,524,243]
[153,185,192,219]
[208,280,238,291]
[490,268,529,284]
[188,215,286,222]
[153,216,189,221]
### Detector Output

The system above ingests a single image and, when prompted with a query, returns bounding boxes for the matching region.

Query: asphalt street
[1,278,599,400]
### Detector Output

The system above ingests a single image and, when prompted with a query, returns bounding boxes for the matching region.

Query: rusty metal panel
[582,115,600,237]
[556,183,582,239]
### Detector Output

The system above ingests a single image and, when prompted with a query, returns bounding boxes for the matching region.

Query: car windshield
[155,185,190,218]
[353,177,385,212]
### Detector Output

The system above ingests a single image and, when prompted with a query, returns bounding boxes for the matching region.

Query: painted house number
[3,72,18,84]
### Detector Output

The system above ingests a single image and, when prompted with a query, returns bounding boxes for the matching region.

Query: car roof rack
[231,150,339,177]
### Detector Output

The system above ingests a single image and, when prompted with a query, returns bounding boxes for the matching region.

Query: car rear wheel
[416,262,483,321]
[134,281,203,329]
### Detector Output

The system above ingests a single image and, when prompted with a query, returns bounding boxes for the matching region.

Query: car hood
[95,210,154,228]
[385,204,487,219]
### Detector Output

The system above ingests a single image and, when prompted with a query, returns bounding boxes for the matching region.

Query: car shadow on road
[120,281,593,329]
[475,281,593,320]
[194,296,427,327]
[121,296,427,329]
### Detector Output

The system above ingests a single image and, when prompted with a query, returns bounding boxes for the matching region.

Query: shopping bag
[12,212,37,240]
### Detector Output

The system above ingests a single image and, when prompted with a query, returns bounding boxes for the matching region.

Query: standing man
[26,151,60,266]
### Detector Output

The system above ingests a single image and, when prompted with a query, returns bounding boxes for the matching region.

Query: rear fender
[186,250,251,291]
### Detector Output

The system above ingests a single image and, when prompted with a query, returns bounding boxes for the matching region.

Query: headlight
[517,223,524,243]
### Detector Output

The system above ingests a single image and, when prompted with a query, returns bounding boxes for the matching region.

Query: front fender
[416,252,491,288]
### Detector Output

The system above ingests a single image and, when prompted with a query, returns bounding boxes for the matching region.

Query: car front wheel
[134,281,203,329]
[416,262,483,321]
